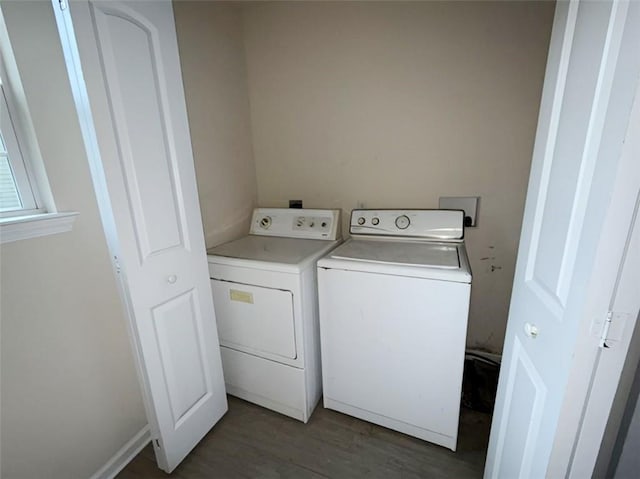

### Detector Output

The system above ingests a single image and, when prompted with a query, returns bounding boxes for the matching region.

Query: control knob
[395,215,410,230]
[259,216,272,229]
[357,217,366,225]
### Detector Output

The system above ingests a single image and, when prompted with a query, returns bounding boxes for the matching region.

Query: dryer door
[211,280,297,360]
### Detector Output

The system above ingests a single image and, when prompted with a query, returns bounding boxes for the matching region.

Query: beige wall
[242,1,554,353]
[171,0,553,354]
[0,2,147,478]
[174,2,257,249]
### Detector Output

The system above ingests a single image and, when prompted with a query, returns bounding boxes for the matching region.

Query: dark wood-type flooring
[118,396,491,478]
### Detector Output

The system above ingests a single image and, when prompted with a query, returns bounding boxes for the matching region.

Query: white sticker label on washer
[230,289,253,304]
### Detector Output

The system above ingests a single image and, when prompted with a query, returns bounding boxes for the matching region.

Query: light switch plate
[439,196,479,227]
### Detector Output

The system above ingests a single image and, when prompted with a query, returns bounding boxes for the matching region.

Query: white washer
[207,208,341,422]
[317,209,472,450]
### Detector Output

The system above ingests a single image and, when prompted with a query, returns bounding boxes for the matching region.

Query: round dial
[357,217,366,225]
[371,217,380,226]
[259,216,272,229]
[395,215,410,230]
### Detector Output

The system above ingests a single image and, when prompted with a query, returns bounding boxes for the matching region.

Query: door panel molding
[92,3,188,261]
[523,1,578,321]
[556,0,629,302]
[490,337,547,479]
[152,289,211,425]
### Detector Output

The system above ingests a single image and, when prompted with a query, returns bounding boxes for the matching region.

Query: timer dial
[395,215,410,230]
[259,216,272,229]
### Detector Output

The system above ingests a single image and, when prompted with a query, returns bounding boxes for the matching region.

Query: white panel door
[484,1,640,478]
[53,0,227,472]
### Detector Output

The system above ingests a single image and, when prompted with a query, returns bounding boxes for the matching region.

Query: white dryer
[317,209,471,450]
[207,208,341,422]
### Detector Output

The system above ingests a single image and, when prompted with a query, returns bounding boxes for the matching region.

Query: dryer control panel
[349,209,464,240]
[250,208,341,240]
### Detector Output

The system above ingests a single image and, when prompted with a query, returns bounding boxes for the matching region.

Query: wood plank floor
[118,396,491,478]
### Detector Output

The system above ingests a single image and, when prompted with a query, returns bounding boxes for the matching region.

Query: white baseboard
[90,425,151,479]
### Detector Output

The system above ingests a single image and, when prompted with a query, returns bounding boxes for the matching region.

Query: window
[0,78,41,216]
[0,7,77,243]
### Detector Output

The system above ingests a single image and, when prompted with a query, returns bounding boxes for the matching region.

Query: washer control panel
[250,208,341,240]
[350,209,464,240]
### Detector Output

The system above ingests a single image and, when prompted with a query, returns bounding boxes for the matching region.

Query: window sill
[0,211,79,244]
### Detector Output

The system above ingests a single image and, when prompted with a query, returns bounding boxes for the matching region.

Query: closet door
[484,1,640,478]
[53,0,227,472]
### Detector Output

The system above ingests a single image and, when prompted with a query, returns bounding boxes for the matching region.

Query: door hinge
[599,311,614,349]
[154,439,161,449]
[114,255,121,274]
[58,0,68,11]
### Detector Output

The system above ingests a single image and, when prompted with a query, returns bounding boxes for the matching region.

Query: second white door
[53,0,227,472]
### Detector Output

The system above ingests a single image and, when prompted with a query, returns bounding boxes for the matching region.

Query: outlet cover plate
[439,196,479,227]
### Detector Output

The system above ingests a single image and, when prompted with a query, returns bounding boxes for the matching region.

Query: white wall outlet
[439,196,480,227]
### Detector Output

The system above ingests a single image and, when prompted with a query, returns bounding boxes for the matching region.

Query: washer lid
[330,239,460,269]
[208,235,333,265]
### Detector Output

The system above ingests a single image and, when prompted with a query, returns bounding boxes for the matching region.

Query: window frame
[0,75,43,216]
[0,5,77,244]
